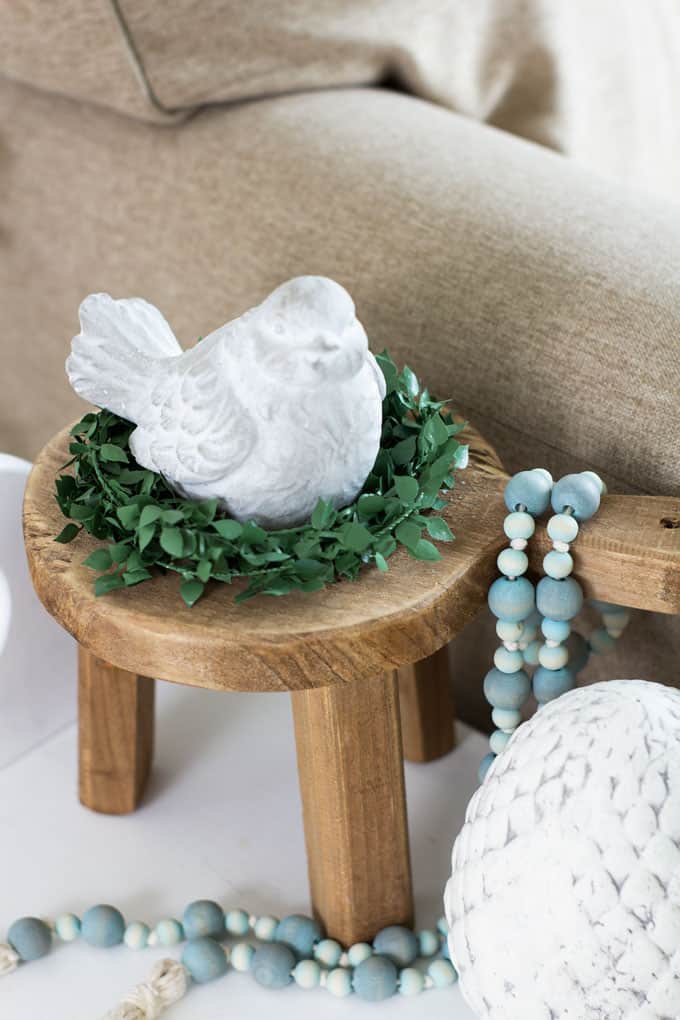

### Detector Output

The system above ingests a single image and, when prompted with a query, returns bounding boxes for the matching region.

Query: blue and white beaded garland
[0,902,457,1016]
[481,469,631,781]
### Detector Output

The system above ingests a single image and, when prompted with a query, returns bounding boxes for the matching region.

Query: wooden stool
[23,425,680,945]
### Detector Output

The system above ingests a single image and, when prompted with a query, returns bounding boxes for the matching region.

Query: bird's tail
[66,293,183,420]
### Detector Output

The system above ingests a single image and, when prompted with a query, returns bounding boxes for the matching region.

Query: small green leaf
[138,523,156,552]
[123,568,152,586]
[311,499,336,530]
[394,475,419,503]
[54,523,81,544]
[160,509,184,525]
[375,552,388,572]
[69,503,96,522]
[100,443,129,463]
[395,520,421,550]
[116,504,140,529]
[160,526,184,558]
[401,365,419,398]
[109,542,131,564]
[180,578,205,607]
[94,573,126,596]
[409,538,442,561]
[213,519,243,540]
[83,549,113,570]
[391,436,416,466]
[425,517,454,542]
[138,505,163,528]
[242,521,268,545]
[357,493,385,517]
[196,559,212,583]
[342,522,373,553]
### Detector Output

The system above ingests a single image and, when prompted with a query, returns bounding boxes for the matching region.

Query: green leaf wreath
[54,352,468,605]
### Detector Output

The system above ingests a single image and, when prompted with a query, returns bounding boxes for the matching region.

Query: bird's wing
[132,336,257,485]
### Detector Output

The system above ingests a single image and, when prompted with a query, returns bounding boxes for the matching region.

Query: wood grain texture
[291,672,412,946]
[397,648,455,762]
[78,649,155,814]
[23,425,680,694]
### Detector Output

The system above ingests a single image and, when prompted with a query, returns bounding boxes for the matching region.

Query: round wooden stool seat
[23,424,507,692]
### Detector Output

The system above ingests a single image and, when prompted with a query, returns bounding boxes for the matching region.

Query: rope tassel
[102,958,188,1019]
[0,943,20,976]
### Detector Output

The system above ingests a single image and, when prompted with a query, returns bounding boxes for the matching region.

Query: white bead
[492,707,522,731]
[347,942,372,966]
[496,620,524,642]
[510,538,528,550]
[497,547,529,578]
[124,922,150,950]
[552,540,570,553]
[231,942,255,972]
[538,643,569,669]
[494,646,524,674]
[54,914,80,942]
[543,550,574,579]
[503,641,519,651]
[545,639,560,648]
[253,915,278,941]
[503,511,536,541]
[326,968,353,997]
[547,512,579,545]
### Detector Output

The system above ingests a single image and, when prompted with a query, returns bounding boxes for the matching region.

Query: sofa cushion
[2,1,679,198]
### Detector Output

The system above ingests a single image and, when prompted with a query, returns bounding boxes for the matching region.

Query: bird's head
[247,276,369,387]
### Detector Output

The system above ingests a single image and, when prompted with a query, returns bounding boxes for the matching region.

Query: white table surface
[0,454,481,1019]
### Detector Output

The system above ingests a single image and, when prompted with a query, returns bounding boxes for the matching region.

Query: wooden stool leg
[78,647,155,815]
[397,647,455,762]
[291,671,413,946]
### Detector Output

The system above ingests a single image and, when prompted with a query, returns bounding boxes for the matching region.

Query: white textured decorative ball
[446,680,680,1020]
[66,276,385,528]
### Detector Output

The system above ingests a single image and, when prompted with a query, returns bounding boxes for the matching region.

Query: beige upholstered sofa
[2,1,679,726]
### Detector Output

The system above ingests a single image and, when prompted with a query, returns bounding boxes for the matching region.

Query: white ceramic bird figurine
[66,277,386,528]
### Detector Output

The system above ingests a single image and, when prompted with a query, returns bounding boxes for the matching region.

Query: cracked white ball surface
[445,680,680,1020]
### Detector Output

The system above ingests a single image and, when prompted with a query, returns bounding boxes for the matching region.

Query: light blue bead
[489,729,511,754]
[538,643,569,670]
[399,967,425,996]
[567,632,590,674]
[326,967,353,997]
[551,474,601,521]
[487,577,535,622]
[497,548,528,578]
[496,620,524,642]
[533,666,575,704]
[182,936,227,983]
[543,550,573,579]
[504,470,552,515]
[124,922,150,950]
[536,576,583,621]
[54,914,80,942]
[436,917,448,936]
[478,753,495,783]
[428,958,458,987]
[493,646,523,674]
[7,918,52,961]
[314,938,342,968]
[225,909,250,936]
[253,915,278,942]
[353,955,398,1001]
[522,640,541,666]
[81,905,125,948]
[503,511,535,541]
[183,900,224,941]
[582,470,606,494]
[230,942,255,972]
[251,943,295,989]
[373,926,418,967]
[293,959,321,989]
[546,513,579,545]
[483,667,530,710]
[275,914,322,958]
[491,707,522,731]
[541,618,571,642]
[417,929,439,958]
[155,919,184,946]
[589,627,617,654]
[520,626,539,646]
